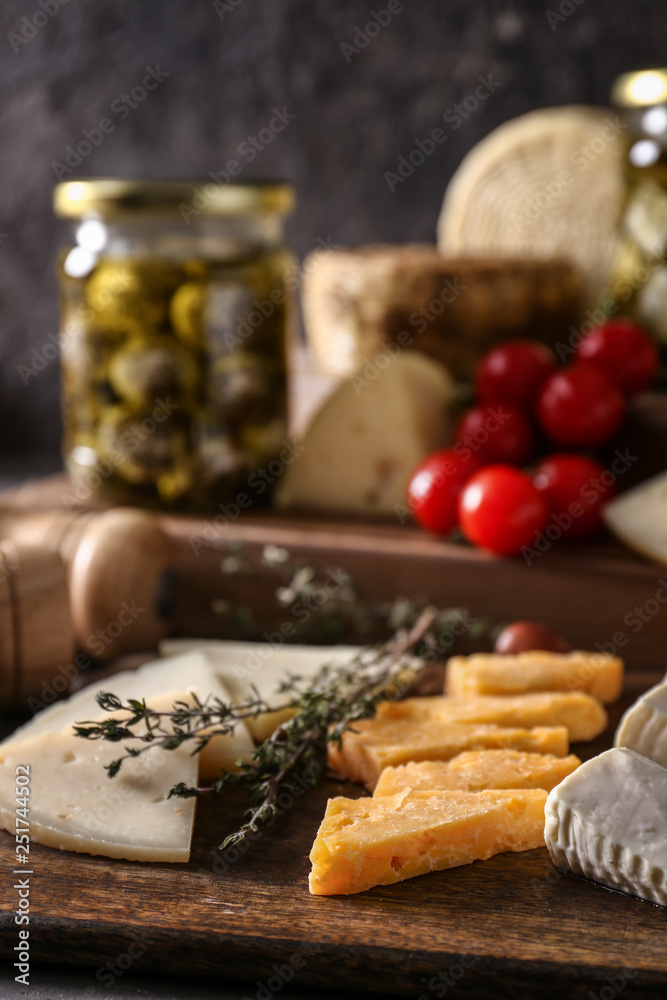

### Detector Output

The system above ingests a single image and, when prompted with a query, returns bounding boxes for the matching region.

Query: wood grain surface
[1,670,666,999]
[4,475,667,670]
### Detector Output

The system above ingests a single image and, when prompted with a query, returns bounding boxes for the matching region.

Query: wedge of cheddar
[377,692,607,743]
[445,651,623,704]
[373,751,581,797]
[545,747,667,907]
[615,679,667,767]
[1,651,255,781]
[328,717,569,788]
[308,787,547,895]
[160,639,365,742]
[0,691,198,862]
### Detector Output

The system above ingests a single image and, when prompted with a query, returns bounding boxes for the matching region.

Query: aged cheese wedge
[328,717,569,788]
[603,470,667,567]
[309,787,547,895]
[377,691,607,743]
[160,639,364,742]
[615,679,667,767]
[445,651,623,704]
[274,350,454,515]
[545,747,667,907]
[0,692,198,862]
[301,245,584,383]
[373,751,581,797]
[1,651,255,781]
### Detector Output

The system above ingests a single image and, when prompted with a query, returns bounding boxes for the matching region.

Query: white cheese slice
[274,350,454,515]
[544,747,667,907]
[0,691,198,862]
[602,471,667,566]
[615,679,667,767]
[160,639,363,742]
[1,652,255,781]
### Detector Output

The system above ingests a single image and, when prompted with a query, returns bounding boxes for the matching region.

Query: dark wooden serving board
[2,473,667,995]
[1,669,667,999]
[5,474,667,670]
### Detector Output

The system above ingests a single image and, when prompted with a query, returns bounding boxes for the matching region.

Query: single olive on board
[494,621,573,655]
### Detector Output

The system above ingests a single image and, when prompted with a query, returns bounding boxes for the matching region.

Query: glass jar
[608,70,667,346]
[54,179,295,510]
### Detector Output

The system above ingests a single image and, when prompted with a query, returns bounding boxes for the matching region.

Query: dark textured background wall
[0,0,665,458]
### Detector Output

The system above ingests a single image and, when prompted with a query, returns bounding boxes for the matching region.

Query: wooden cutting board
[1,474,667,996]
[0,669,666,999]
[4,474,667,669]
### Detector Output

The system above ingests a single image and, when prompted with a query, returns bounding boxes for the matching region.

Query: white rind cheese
[274,350,454,515]
[1,652,255,780]
[160,640,364,742]
[602,471,667,567]
[615,680,667,767]
[545,747,667,907]
[0,692,198,862]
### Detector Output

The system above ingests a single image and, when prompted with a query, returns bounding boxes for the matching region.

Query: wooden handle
[0,508,176,706]
[0,540,75,708]
[68,508,176,659]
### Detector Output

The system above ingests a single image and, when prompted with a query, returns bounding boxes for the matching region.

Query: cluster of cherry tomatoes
[407,319,659,557]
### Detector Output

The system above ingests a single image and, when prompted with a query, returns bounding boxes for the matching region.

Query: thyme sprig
[74,607,438,849]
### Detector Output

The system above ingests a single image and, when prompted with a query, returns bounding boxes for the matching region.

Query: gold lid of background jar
[612,69,667,107]
[53,179,295,218]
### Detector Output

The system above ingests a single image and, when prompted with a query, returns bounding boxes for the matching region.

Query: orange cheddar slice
[445,651,623,704]
[377,691,607,743]
[308,788,547,895]
[328,718,569,788]
[373,750,581,797]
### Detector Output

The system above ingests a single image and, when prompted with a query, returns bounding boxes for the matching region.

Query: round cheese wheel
[438,106,625,305]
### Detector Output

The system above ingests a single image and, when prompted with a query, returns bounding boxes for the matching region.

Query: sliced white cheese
[603,471,667,567]
[544,747,667,907]
[0,692,198,862]
[160,639,363,742]
[1,651,255,781]
[615,679,667,767]
[274,350,454,515]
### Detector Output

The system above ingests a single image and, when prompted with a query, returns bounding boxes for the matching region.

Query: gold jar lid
[612,69,667,107]
[54,179,295,218]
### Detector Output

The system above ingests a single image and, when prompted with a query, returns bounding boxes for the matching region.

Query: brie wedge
[544,747,667,907]
[615,679,667,768]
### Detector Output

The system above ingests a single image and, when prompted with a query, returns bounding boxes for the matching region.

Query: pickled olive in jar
[209,353,270,411]
[169,281,206,350]
[54,179,295,509]
[85,260,181,337]
[108,337,199,407]
[98,405,191,485]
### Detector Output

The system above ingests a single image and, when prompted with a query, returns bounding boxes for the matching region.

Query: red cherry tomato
[575,318,658,396]
[532,454,615,540]
[458,465,549,556]
[537,363,625,446]
[455,403,535,466]
[475,340,556,409]
[407,448,481,535]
